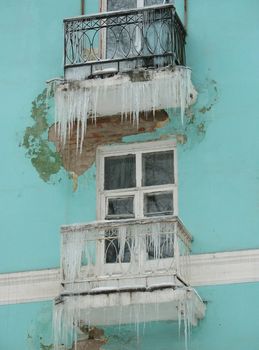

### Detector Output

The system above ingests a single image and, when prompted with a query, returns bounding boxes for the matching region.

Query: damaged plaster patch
[23,87,168,184]
[55,66,196,148]
[23,88,62,182]
[185,78,218,136]
[49,111,169,177]
[72,327,107,350]
[156,77,219,146]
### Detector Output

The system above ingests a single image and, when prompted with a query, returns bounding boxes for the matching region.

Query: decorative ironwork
[61,216,192,286]
[64,4,186,75]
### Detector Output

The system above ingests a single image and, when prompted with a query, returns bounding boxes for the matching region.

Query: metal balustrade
[64,4,186,78]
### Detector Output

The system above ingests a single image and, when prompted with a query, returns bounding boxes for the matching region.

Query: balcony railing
[60,216,192,294]
[54,217,205,349]
[64,4,186,78]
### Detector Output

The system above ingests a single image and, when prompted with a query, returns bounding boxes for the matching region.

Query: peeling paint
[197,122,206,134]
[23,76,218,183]
[23,88,62,182]
[72,326,107,350]
[174,77,219,146]
[40,343,53,350]
[49,111,169,177]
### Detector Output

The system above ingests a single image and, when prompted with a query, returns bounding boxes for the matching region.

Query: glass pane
[142,150,174,186]
[106,0,138,60]
[105,229,131,263]
[146,234,174,260]
[107,0,137,11]
[144,192,173,216]
[145,0,174,5]
[107,197,134,219]
[104,154,136,190]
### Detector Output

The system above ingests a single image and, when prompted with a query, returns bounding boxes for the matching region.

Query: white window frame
[99,0,145,60]
[96,140,178,221]
[100,0,145,12]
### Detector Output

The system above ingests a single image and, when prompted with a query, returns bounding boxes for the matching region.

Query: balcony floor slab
[54,66,197,147]
[57,287,205,327]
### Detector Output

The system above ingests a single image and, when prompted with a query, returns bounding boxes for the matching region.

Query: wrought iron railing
[64,4,186,76]
[60,216,192,292]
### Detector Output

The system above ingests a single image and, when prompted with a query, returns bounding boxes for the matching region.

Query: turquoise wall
[1,283,259,350]
[0,0,259,349]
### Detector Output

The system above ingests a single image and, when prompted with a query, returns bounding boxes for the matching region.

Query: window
[101,0,174,61]
[96,140,178,221]
[101,0,174,11]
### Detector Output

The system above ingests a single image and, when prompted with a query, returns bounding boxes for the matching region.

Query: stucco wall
[0,0,259,349]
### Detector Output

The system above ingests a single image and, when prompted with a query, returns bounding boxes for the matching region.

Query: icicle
[62,231,85,283]
[54,220,198,349]
[53,66,196,150]
[118,225,127,263]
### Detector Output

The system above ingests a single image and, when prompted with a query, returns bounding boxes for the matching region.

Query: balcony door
[102,0,173,11]
[101,0,173,63]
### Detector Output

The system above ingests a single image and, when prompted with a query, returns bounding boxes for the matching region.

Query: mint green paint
[0,0,259,348]
[0,301,52,350]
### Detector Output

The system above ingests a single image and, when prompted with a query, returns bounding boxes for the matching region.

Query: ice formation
[53,219,204,350]
[53,66,197,151]
[60,220,190,282]
[53,289,202,350]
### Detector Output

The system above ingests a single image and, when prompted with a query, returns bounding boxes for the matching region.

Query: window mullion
[136,152,142,188]
[136,152,142,218]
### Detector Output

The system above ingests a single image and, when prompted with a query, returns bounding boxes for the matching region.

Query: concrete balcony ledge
[56,287,205,327]
[53,66,197,147]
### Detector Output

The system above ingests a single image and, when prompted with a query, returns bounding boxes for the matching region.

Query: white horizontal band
[0,249,258,305]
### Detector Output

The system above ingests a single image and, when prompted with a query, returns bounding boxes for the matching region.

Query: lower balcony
[54,217,205,349]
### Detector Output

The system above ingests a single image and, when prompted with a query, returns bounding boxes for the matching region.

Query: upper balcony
[64,4,186,80]
[52,4,196,152]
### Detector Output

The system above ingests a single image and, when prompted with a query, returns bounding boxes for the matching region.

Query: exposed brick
[48,111,169,176]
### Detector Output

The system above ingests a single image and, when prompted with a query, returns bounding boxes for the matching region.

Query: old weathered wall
[0,0,259,349]
[1,283,259,350]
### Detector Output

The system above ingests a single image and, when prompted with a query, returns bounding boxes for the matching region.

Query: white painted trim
[0,249,259,305]
[96,139,178,220]
[0,269,61,305]
[190,249,259,286]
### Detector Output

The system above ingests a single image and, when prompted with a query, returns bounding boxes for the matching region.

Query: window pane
[146,235,174,260]
[145,0,173,5]
[142,150,174,186]
[104,155,136,190]
[144,192,173,217]
[107,0,137,11]
[107,197,134,219]
[105,229,131,263]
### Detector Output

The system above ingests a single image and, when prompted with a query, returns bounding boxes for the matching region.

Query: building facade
[0,0,259,349]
